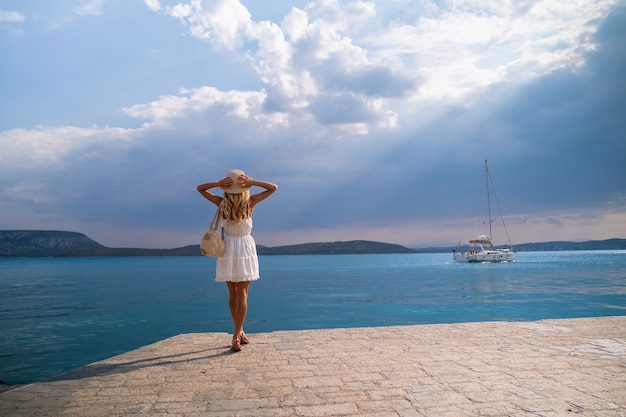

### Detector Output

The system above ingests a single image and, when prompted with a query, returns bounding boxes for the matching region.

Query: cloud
[144,0,161,12]
[366,0,616,99]
[307,93,379,126]
[145,0,618,136]
[75,0,104,16]
[152,1,411,129]
[121,86,287,131]
[0,10,25,22]
[306,0,376,26]
[163,0,253,47]
[0,0,624,248]
[0,126,131,168]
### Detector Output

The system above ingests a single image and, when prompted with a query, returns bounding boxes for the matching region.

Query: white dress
[215,217,260,282]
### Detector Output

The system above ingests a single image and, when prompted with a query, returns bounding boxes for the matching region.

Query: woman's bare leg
[227,282,237,323]
[232,281,250,339]
[226,281,250,349]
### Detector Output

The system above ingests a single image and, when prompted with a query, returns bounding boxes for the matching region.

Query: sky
[1,0,625,249]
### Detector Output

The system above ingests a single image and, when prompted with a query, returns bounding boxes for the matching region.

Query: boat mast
[485,159,493,247]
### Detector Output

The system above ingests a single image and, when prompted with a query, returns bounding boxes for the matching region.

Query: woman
[197,169,277,351]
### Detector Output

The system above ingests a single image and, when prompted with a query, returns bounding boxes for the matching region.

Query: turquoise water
[1,251,625,385]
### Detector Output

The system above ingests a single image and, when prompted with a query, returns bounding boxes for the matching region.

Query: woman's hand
[219,176,234,189]
[237,175,254,188]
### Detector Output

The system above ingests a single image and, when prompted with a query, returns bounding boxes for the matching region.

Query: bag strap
[210,203,223,231]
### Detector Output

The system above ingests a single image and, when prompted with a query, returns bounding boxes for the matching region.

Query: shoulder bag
[200,204,225,257]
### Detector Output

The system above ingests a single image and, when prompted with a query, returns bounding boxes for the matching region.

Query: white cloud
[144,0,161,12]
[75,0,104,16]
[165,0,252,47]
[121,86,280,128]
[0,126,132,169]
[144,0,615,135]
[0,10,25,22]
[364,0,617,100]
[305,0,376,30]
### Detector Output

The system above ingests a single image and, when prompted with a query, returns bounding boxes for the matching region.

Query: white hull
[453,248,515,263]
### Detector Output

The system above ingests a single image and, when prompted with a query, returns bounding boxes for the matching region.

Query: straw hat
[220,169,249,194]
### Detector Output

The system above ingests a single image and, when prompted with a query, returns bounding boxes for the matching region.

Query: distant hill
[1,230,625,257]
[256,240,417,255]
[57,245,200,257]
[430,238,626,253]
[513,239,626,252]
[56,241,415,257]
[0,231,415,257]
[0,230,104,257]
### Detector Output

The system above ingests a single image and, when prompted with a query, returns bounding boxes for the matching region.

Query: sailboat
[453,160,515,263]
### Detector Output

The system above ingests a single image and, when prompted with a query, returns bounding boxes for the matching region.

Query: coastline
[2,229,625,256]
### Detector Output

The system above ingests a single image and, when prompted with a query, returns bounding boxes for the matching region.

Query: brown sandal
[239,332,250,345]
[230,337,241,352]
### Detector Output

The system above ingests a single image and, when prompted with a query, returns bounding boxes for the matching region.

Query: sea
[1,251,625,386]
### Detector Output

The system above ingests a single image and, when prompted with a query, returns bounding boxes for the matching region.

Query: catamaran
[453,160,515,263]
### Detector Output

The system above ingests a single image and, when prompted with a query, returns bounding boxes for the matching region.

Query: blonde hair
[221,190,251,223]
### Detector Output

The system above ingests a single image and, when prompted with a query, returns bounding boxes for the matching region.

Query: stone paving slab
[1,316,625,417]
